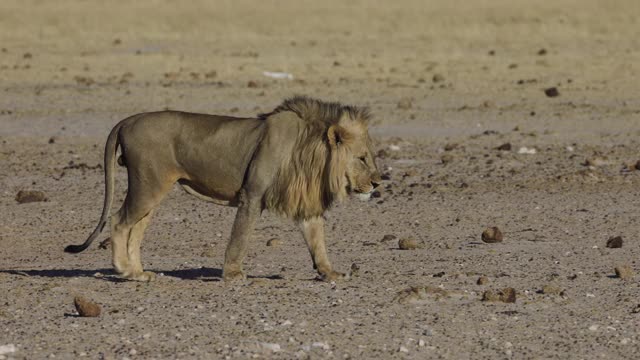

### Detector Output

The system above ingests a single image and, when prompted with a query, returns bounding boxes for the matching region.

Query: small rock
[350,263,360,277]
[259,342,281,352]
[635,160,640,171]
[444,143,459,151]
[615,265,634,280]
[397,98,412,110]
[0,344,16,356]
[247,80,258,88]
[583,157,608,167]
[606,236,623,249]
[541,284,562,295]
[631,304,640,314]
[482,288,516,303]
[477,276,489,285]
[74,296,101,317]
[48,136,57,144]
[23,52,32,59]
[15,190,47,203]
[432,74,445,83]
[481,227,503,243]
[266,238,283,247]
[98,238,111,250]
[381,234,397,242]
[496,143,512,151]
[399,346,409,353]
[200,247,215,257]
[544,87,559,97]
[440,154,453,164]
[517,147,537,154]
[398,237,418,250]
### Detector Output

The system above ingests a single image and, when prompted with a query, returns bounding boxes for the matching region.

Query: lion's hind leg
[125,210,155,281]
[111,166,175,281]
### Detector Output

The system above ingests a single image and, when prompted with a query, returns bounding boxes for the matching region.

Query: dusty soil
[1,0,640,358]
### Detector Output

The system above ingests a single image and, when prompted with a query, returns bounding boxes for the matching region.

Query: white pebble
[399,346,409,353]
[419,339,425,347]
[621,338,630,345]
[260,343,280,352]
[0,344,16,355]
[312,342,330,351]
[588,325,599,331]
[389,145,401,151]
[517,147,537,154]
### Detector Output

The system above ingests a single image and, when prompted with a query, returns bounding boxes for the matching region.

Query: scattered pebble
[444,143,459,151]
[432,74,445,83]
[544,87,559,97]
[395,286,451,304]
[98,238,111,250]
[266,238,283,247]
[540,284,563,295]
[247,80,258,88]
[399,346,409,353]
[635,160,640,171]
[482,288,516,303]
[398,237,419,250]
[259,342,281,352]
[477,276,489,285]
[606,236,623,249]
[397,98,412,110]
[517,147,537,155]
[537,48,547,56]
[48,136,57,144]
[583,157,609,167]
[588,324,599,331]
[614,265,634,280]
[496,143,512,151]
[481,227,503,243]
[200,247,215,257]
[350,263,360,277]
[381,234,397,242]
[440,154,453,164]
[631,304,640,314]
[74,296,101,317]
[15,190,47,204]
[0,344,16,356]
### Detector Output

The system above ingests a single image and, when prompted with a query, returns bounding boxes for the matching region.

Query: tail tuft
[64,244,89,254]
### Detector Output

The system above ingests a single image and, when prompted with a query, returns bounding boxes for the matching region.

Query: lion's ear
[327,124,351,149]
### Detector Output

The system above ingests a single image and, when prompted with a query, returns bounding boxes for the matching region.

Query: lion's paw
[223,269,247,282]
[124,271,156,282]
[318,270,350,282]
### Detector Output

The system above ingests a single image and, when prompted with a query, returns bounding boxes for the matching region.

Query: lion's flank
[261,96,370,220]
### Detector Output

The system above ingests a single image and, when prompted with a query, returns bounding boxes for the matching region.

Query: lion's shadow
[0,267,284,282]
[0,267,224,282]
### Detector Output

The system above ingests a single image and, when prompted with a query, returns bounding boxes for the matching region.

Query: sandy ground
[1,0,640,358]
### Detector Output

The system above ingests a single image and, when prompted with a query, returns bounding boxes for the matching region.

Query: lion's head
[261,96,382,220]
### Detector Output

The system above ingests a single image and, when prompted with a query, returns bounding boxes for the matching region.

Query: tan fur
[66,96,381,282]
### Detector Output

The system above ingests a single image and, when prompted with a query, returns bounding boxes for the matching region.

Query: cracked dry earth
[1,0,640,359]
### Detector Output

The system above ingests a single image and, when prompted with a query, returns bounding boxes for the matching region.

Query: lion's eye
[358,156,366,163]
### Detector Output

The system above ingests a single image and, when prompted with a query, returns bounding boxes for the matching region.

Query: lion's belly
[172,113,265,203]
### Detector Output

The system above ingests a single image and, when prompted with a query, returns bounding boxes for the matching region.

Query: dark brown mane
[258,95,371,126]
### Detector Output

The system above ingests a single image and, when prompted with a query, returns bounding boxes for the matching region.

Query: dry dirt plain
[1,0,640,359]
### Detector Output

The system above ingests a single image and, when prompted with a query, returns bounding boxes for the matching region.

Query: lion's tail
[64,120,125,254]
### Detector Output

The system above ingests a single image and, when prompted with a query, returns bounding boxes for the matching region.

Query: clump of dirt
[606,236,623,248]
[481,227,503,243]
[74,296,101,317]
[482,288,516,303]
[15,190,47,203]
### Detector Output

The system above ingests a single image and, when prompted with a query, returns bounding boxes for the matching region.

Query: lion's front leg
[299,216,348,281]
[223,191,260,282]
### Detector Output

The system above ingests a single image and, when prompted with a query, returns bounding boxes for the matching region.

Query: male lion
[65,96,382,282]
